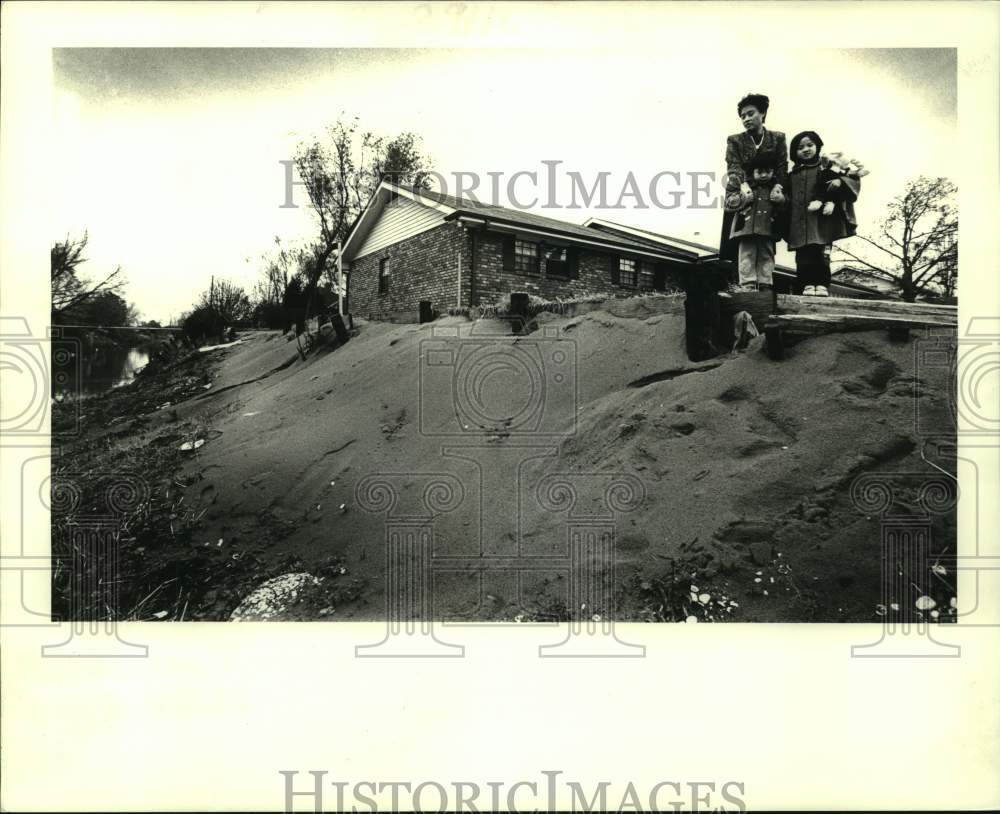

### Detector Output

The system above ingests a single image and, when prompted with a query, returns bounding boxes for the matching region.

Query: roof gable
[344,182,703,263]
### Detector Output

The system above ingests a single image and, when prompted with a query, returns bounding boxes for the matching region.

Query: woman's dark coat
[719,129,788,261]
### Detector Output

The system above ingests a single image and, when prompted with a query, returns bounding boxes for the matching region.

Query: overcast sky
[53,48,957,324]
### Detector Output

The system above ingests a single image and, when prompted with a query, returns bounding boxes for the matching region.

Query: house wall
[471,230,686,306]
[348,224,686,321]
[348,220,470,320]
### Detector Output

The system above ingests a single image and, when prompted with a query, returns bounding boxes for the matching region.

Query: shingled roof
[342,181,704,263]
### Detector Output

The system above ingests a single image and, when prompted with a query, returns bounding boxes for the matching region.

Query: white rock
[229,573,321,622]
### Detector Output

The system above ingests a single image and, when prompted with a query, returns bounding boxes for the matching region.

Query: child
[786,130,862,297]
[725,154,786,291]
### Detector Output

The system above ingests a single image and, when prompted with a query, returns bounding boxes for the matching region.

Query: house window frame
[639,260,657,290]
[378,257,390,294]
[543,245,570,278]
[618,257,638,288]
[514,239,541,275]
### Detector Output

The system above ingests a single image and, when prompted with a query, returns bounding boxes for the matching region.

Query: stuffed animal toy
[807,151,870,216]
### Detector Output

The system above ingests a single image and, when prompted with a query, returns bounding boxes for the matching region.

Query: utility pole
[336,241,344,316]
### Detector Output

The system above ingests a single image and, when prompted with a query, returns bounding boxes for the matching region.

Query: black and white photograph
[1,2,998,812]
[46,46,960,626]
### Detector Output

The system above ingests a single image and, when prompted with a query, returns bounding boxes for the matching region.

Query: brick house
[341,182,705,321]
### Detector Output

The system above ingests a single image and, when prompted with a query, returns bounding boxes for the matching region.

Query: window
[544,246,570,278]
[378,258,390,294]
[639,261,657,289]
[514,239,540,274]
[618,258,637,287]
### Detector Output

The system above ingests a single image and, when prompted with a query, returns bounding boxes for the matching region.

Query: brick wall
[348,221,470,320]
[348,223,686,320]
[472,231,684,306]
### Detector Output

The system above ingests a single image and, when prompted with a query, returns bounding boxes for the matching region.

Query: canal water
[52,336,152,399]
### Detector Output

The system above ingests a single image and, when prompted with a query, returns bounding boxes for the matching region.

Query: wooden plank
[774,312,957,335]
[776,294,957,319]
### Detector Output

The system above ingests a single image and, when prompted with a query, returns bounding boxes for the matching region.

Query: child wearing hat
[786,130,862,296]
[724,154,786,291]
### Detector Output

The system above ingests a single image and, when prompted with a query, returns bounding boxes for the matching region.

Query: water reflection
[53,339,151,398]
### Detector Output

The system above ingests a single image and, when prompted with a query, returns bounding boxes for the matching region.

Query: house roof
[585,219,887,296]
[583,218,719,260]
[342,182,704,264]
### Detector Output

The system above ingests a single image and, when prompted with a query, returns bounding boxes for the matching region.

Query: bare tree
[834,176,957,302]
[199,279,252,325]
[293,117,433,304]
[253,236,304,308]
[51,232,126,320]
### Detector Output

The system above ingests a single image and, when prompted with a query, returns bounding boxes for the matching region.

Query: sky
[52,48,957,324]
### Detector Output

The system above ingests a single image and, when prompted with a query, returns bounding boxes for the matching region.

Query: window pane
[619,258,637,287]
[514,239,539,274]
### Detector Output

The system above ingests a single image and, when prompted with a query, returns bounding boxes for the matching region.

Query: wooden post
[682,268,723,361]
[509,292,530,334]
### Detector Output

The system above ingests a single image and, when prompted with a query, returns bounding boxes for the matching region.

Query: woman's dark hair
[737,93,769,119]
[790,130,824,163]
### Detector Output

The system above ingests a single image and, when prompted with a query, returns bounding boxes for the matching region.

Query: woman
[719,93,788,264]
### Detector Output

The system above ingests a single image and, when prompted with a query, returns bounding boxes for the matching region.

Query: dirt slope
[90,303,956,623]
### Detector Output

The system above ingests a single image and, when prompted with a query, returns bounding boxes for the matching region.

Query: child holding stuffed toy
[725,154,786,291]
[807,151,870,216]
[786,131,863,296]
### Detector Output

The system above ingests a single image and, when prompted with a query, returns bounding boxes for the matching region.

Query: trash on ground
[198,339,243,352]
[179,439,205,451]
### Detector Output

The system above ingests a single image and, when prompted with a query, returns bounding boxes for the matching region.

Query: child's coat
[786,162,861,250]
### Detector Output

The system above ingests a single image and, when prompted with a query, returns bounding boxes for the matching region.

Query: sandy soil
[53,300,958,623]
